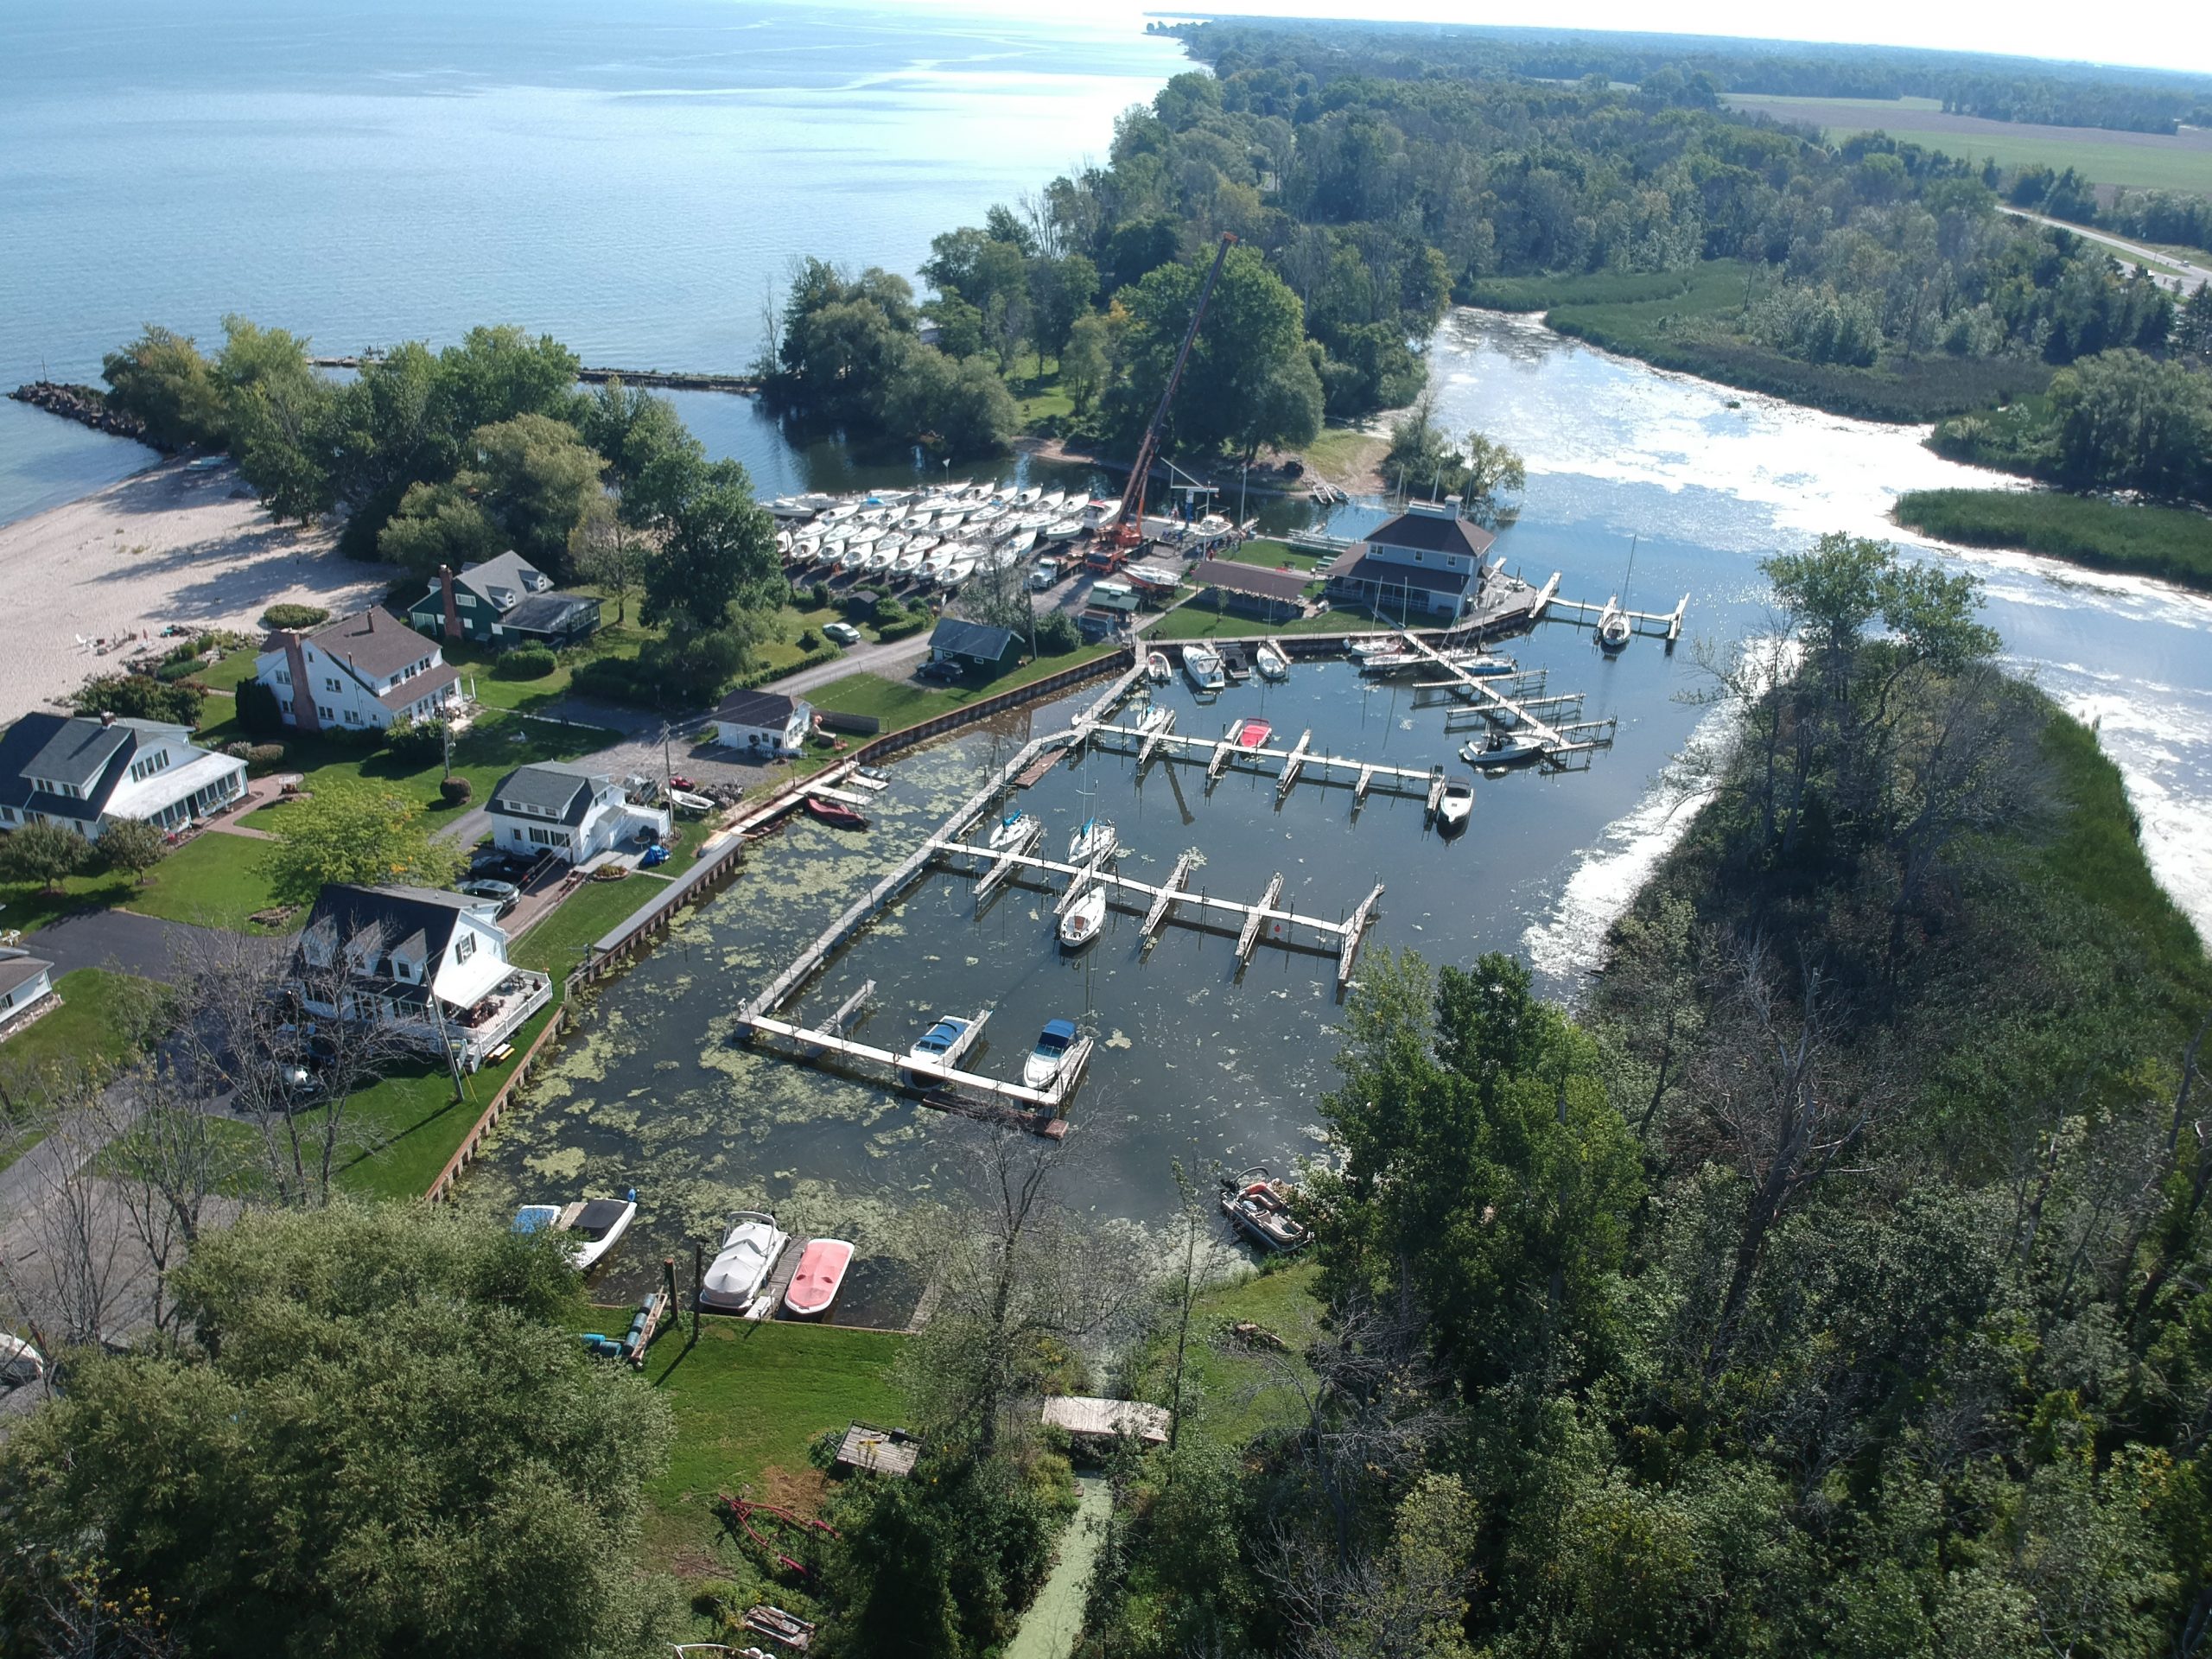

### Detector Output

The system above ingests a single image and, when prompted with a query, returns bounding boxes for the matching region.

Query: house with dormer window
[487,762,670,865]
[1324,500,1497,621]
[0,711,247,841]
[255,606,461,733]
[406,552,601,651]
[293,883,552,1071]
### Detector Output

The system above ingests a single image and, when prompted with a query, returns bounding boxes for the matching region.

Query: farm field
[1726,94,2212,194]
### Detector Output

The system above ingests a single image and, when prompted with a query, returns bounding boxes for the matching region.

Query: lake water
[0,0,1186,523]
[463,309,2212,1313]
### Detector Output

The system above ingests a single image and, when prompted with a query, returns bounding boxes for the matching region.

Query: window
[527,825,563,847]
[129,749,171,783]
[316,705,334,721]
[455,932,476,963]
[344,709,362,724]
[272,668,290,685]
[457,593,476,608]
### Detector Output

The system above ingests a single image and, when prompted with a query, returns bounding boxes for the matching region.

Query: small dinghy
[1058,884,1107,950]
[1219,1167,1309,1253]
[1230,716,1273,752]
[668,788,715,816]
[1146,650,1172,683]
[1436,780,1474,834]
[1254,640,1290,681]
[698,1211,791,1312]
[804,796,869,830]
[1462,730,1546,769]
[1023,1019,1080,1090]
[783,1238,855,1319]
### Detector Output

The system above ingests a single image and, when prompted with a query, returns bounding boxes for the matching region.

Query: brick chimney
[439,565,461,641]
[282,631,321,734]
[99,710,116,727]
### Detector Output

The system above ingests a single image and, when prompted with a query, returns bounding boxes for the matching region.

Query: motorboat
[698,1211,791,1312]
[1058,883,1107,949]
[1181,645,1226,693]
[783,1238,855,1319]
[514,1194,639,1271]
[1230,716,1273,752]
[1023,1019,1080,1090]
[669,788,715,816]
[1,1331,45,1385]
[987,810,1037,850]
[1436,780,1474,833]
[1254,640,1290,682]
[1599,611,1632,652]
[804,796,869,830]
[849,766,893,791]
[901,1014,973,1085]
[1219,1167,1309,1252]
[1068,815,1116,864]
[1462,731,1546,769]
[1146,650,1172,683]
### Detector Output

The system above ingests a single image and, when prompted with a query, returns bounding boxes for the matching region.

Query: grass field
[599,1314,911,1561]
[0,828,287,937]
[1226,538,1327,573]
[511,872,667,981]
[1726,94,2212,195]
[807,645,1118,732]
[1146,598,1381,641]
[1295,424,1388,485]
[0,968,161,1173]
[1894,488,2212,593]
[1129,1262,1323,1447]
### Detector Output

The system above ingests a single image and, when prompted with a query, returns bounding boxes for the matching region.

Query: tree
[2046,348,2212,501]
[429,324,584,442]
[100,325,225,449]
[887,346,1021,457]
[641,458,781,635]
[0,822,92,893]
[376,479,504,576]
[99,817,168,886]
[569,494,645,623]
[1459,430,1527,525]
[0,1202,676,1657]
[215,315,335,522]
[256,779,461,907]
[68,671,204,729]
[466,412,607,580]
[1062,310,1113,414]
[1113,245,1320,461]
[575,377,704,530]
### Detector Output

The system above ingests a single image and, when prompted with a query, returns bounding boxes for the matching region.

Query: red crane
[1092,231,1237,569]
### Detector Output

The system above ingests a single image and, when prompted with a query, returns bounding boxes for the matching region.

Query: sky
[860,0,2212,81]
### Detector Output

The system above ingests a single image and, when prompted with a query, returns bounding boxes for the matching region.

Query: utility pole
[660,723,674,799]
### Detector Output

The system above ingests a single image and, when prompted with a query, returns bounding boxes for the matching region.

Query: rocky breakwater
[8,380,162,447]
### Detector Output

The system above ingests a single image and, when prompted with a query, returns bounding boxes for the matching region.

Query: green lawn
[1894,488,2212,593]
[1226,538,1326,573]
[1129,1262,1323,1448]
[1294,424,1386,482]
[512,874,669,981]
[194,648,263,692]
[591,1313,911,1559]
[808,645,1118,733]
[0,830,288,938]
[1723,95,2212,195]
[1146,599,1377,641]
[0,968,162,1173]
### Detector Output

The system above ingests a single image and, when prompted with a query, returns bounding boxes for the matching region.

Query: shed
[712,688,814,757]
[1194,560,1310,622]
[835,1421,921,1478]
[929,617,1022,673]
[1042,1395,1173,1446]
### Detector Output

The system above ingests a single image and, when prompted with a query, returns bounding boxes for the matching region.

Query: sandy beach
[0,457,397,725]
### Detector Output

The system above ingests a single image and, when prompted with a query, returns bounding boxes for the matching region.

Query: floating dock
[1086,720,1448,799]
[1542,590,1689,644]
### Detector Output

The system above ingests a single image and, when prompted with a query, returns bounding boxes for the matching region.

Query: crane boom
[1103,232,1236,558]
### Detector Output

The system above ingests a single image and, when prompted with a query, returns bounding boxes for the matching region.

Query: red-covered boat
[783,1238,855,1319]
[804,797,868,830]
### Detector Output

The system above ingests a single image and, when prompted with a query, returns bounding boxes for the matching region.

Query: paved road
[2002,206,2211,294]
[24,909,236,982]
[776,632,937,697]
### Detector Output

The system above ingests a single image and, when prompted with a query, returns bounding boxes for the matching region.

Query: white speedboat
[1181,645,1226,692]
[514,1194,638,1271]
[1254,640,1289,681]
[1058,885,1106,950]
[1146,650,1171,683]
[1436,780,1474,833]
[698,1211,791,1311]
[901,1014,974,1086]
[1346,634,1402,663]
[1024,1019,1080,1088]
[1462,731,1546,769]
[1068,815,1116,864]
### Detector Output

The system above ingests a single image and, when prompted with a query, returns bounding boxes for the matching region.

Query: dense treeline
[2009,167,2212,259]
[1071,535,2212,1657]
[96,319,786,701]
[772,25,2192,463]
[1166,19,2212,135]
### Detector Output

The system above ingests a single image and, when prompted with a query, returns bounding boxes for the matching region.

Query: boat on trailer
[783,1238,855,1319]
[1219,1167,1309,1252]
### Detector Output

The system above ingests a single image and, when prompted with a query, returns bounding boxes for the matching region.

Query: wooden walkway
[1087,721,1443,798]
[1398,634,1617,764]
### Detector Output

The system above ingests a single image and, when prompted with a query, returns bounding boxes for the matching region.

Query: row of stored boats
[770,479,1116,592]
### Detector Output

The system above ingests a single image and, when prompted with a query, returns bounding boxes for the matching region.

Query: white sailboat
[1058,884,1107,949]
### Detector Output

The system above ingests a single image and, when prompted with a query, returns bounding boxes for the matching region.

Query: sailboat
[1058,884,1107,949]
[1599,535,1637,653]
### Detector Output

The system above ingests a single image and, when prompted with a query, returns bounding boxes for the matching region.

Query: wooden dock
[1135,706,1176,768]
[1275,729,1313,800]
[1142,851,1195,938]
[742,1010,1068,1112]
[1543,590,1689,644]
[1398,634,1616,765]
[1236,873,1284,964]
[1339,884,1385,988]
[1087,721,1444,799]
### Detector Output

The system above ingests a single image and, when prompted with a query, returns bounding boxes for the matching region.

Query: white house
[0,711,248,841]
[256,606,461,734]
[486,763,671,865]
[1323,500,1497,621]
[295,884,551,1071]
[711,688,814,756]
[0,949,58,1035]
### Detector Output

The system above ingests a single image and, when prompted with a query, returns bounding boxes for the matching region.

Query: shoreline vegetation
[1894,486,2212,591]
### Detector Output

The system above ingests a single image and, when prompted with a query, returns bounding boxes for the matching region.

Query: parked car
[457,878,521,915]
[916,658,963,683]
[469,847,525,880]
[823,621,861,645]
